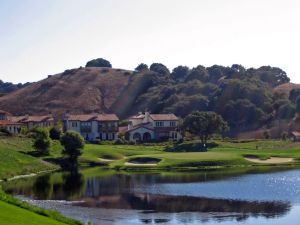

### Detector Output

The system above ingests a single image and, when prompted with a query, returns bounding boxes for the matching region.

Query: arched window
[133,132,141,141]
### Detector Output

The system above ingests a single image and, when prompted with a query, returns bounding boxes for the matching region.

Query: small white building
[64,113,119,141]
[125,112,182,142]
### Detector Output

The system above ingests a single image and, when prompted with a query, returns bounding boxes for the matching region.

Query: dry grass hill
[0,67,133,116]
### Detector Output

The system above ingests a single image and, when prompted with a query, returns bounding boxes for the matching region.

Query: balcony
[80,126,92,133]
[98,125,118,132]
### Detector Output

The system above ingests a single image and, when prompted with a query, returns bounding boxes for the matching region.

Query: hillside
[0,62,299,137]
[0,67,133,116]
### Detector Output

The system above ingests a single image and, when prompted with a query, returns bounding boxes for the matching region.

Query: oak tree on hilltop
[85,58,112,68]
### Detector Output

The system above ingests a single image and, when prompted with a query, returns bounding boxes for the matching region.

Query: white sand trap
[124,162,158,166]
[245,157,294,164]
[98,158,115,162]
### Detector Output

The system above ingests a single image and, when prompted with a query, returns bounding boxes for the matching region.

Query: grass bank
[0,188,83,225]
[0,137,60,180]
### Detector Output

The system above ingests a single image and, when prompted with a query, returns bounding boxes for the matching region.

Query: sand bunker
[98,158,115,162]
[245,157,294,164]
[125,158,161,166]
[124,162,158,166]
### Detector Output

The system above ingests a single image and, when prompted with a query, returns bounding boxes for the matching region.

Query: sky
[0,0,300,84]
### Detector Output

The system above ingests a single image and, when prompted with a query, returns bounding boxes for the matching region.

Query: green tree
[281,132,288,141]
[263,130,271,139]
[183,111,228,147]
[185,65,210,82]
[49,126,62,140]
[296,96,300,113]
[85,58,112,68]
[252,66,290,87]
[135,63,148,72]
[33,128,51,155]
[171,66,189,81]
[277,103,295,119]
[149,63,170,76]
[60,131,85,167]
[289,89,300,103]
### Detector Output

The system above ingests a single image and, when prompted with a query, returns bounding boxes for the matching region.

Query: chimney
[144,111,150,123]
[64,112,70,120]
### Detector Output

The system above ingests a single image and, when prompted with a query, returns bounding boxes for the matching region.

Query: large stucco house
[64,113,119,141]
[0,110,55,134]
[11,114,55,129]
[125,112,182,142]
[0,110,23,134]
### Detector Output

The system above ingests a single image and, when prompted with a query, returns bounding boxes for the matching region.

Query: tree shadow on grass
[20,150,48,157]
[165,141,218,152]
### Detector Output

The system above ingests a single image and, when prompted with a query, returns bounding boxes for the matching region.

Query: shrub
[114,138,125,145]
[49,126,62,140]
[101,68,109,73]
[263,130,271,139]
[281,132,288,141]
[32,128,51,155]
[124,71,131,76]
[129,140,136,145]
[60,131,85,161]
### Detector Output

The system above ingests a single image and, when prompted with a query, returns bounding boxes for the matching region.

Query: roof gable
[67,113,119,122]
[149,114,178,121]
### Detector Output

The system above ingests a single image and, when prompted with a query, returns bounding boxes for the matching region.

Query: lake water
[3,168,300,225]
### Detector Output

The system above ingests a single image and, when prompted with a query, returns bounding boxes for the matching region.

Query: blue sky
[0,0,300,83]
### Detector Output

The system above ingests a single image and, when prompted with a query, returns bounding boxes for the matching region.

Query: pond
[2,168,300,225]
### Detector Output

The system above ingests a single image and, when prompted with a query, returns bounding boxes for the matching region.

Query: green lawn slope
[0,137,58,180]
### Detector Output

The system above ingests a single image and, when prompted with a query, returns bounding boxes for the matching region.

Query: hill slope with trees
[0,58,298,137]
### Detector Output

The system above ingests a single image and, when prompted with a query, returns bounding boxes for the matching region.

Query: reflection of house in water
[74,193,291,220]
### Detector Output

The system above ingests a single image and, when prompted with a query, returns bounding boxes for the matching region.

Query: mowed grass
[1,136,300,178]
[0,201,66,225]
[0,137,58,180]
[0,188,82,225]
[79,140,300,170]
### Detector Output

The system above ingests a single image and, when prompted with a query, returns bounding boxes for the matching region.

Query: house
[10,114,55,129]
[0,110,23,134]
[125,112,182,142]
[291,131,300,142]
[64,113,119,141]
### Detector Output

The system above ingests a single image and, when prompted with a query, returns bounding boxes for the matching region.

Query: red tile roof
[130,114,145,119]
[291,131,300,137]
[149,114,178,121]
[118,126,128,133]
[11,115,54,123]
[0,120,22,126]
[66,114,119,122]
[0,110,12,116]
[129,113,178,121]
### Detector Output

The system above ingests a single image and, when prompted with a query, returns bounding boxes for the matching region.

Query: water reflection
[74,193,291,218]
[62,170,84,200]
[33,174,52,199]
[3,169,300,224]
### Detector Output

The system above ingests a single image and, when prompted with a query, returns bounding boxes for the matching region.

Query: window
[170,121,176,127]
[81,122,91,126]
[71,122,77,127]
[171,132,177,139]
[155,121,164,127]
